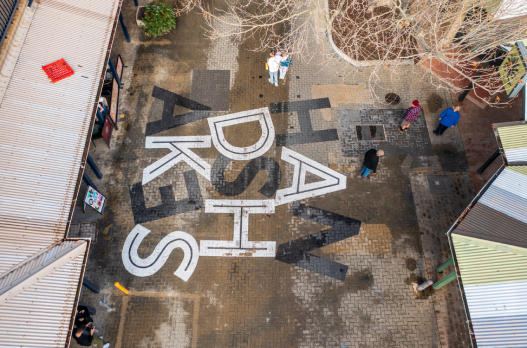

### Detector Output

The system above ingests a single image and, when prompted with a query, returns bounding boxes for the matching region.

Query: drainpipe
[523,86,526,121]
[432,270,457,290]
[0,1,36,105]
[437,257,453,273]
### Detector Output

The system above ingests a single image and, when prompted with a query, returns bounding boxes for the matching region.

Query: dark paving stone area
[338,109,433,157]
[211,155,281,197]
[272,98,339,146]
[129,170,203,224]
[146,86,211,136]
[276,202,362,281]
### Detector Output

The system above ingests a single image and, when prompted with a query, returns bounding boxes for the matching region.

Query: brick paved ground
[455,95,523,192]
[70,1,488,347]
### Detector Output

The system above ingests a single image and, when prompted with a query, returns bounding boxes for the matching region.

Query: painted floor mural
[125,86,357,280]
[72,3,476,348]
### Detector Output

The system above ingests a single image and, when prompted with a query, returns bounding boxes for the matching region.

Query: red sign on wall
[102,115,112,147]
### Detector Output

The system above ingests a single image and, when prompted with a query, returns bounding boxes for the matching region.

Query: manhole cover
[356,125,386,141]
[385,93,401,105]
[427,175,449,193]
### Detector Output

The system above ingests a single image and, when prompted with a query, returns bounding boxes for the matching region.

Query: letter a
[275,147,346,206]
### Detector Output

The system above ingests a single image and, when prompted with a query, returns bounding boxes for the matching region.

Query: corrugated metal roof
[0,240,87,348]
[479,185,527,225]
[465,284,527,348]
[450,166,527,347]
[454,203,527,248]
[464,282,527,319]
[491,167,527,200]
[0,0,120,274]
[452,234,527,286]
[494,122,527,163]
[0,240,81,292]
[496,123,527,150]
[476,168,527,225]
[508,165,527,177]
[470,314,527,347]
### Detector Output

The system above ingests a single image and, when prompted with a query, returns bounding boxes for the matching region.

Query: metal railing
[0,0,22,48]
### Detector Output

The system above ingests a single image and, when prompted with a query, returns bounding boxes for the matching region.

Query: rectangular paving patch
[190,70,230,111]
[338,109,433,157]
[355,124,386,141]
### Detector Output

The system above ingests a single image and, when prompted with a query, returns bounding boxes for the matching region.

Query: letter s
[122,224,199,282]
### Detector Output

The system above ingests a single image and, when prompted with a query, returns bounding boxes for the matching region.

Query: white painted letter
[142,136,211,184]
[122,225,199,282]
[275,147,347,206]
[200,200,276,257]
[208,108,275,160]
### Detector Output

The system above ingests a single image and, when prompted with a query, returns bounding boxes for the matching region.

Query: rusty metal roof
[0,0,119,346]
[454,203,527,248]
[0,0,120,274]
[0,240,88,347]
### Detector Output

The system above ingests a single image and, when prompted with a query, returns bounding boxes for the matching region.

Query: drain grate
[427,175,449,193]
[356,125,386,141]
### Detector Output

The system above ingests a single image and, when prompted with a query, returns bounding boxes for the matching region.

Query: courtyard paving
[70,2,482,347]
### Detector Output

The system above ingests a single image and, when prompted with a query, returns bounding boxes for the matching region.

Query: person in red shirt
[398,100,421,133]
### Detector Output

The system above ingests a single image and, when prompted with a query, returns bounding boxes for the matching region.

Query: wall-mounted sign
[84,185,106,214]
[499,42,527,98]
[102,115,112,147]
[109,55,124,128]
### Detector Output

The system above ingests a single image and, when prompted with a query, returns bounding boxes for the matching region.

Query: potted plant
[136,2,176,38]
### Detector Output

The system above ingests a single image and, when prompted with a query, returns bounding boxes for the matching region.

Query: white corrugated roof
[0,0,119,273]
[450,167,527,347]
[495,0,527,20]
[0,240,88,348]
[494,122,527,165]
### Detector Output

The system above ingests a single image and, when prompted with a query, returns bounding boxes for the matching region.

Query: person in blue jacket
[433,105,461,135]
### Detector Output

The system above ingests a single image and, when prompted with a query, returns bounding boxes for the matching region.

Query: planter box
[136,6,145,26]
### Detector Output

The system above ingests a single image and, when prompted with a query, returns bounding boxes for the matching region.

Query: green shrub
[141,3,176,38]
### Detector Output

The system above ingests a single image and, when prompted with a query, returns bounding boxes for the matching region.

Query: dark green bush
[141,3,176,38]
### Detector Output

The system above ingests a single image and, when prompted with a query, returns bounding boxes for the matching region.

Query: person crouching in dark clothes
[362,149,384,179]
[74,306,92,327]
[73,322,109,348]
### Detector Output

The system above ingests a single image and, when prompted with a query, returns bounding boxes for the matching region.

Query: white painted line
[275,147,347,206]
[122,224,199,282]
[200,200,276,257]
[208,108,275,160]
[142,136,212,184]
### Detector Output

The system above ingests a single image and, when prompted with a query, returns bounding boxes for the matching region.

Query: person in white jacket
[267,51,281,86]
[279,53,292,80]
